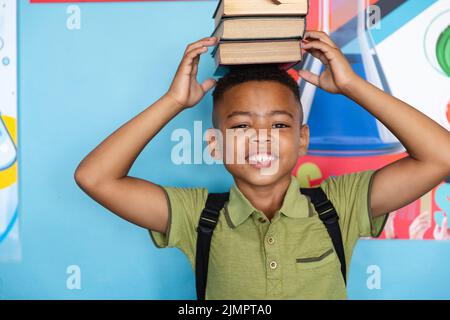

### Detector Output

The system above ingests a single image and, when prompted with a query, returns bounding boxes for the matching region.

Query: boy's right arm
[74,36,219,234]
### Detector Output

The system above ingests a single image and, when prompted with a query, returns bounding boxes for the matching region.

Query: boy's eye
[272,123,290,129]
[231,124,249,129]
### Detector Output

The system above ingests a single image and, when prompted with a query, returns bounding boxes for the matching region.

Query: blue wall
[0,0,449,299]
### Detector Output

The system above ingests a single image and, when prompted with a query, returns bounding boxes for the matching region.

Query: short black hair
[211,63,302,128]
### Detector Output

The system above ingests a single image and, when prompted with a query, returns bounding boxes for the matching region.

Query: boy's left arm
[299,31,450,218]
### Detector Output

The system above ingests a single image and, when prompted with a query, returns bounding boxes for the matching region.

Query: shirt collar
[225,176,311,228]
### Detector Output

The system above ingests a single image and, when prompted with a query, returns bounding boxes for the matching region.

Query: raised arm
[341,76,450,218]
[74,36,219,233]
[299,30,450,218]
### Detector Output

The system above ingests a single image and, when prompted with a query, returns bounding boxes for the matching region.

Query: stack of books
[210,0,309,76]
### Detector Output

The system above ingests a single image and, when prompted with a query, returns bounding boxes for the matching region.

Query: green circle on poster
[436,25,450,76]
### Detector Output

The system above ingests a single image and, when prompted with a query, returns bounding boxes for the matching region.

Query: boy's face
[207,80,309,186]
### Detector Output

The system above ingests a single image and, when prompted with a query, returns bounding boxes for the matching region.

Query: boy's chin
[231,168,288,186]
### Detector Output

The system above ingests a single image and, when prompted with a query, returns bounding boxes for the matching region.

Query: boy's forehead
[224,81,293,101]
[219,81,300,114]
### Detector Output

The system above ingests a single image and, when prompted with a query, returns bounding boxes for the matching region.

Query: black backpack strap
[300,187,347,285]
[195,192,229,300]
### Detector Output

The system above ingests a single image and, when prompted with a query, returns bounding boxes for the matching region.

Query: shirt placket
[254,211,282,297]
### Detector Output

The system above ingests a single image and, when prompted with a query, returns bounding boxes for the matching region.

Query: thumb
[201,78,217,93]
[298,69,320,87]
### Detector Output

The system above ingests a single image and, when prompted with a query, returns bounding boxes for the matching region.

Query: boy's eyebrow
[271,110,294,119]
[227,111,253,119]
[227,110,294,119]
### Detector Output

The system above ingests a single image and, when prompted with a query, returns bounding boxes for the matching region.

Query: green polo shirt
[149,169,388,299]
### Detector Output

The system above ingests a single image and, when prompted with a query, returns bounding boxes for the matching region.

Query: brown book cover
[213,0,309,26]
[211,38,302,66]
[211,16,306,40]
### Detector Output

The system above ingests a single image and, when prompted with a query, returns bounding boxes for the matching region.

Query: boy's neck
[234,174,292,221]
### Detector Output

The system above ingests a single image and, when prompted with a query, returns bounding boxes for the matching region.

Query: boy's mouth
[246,152,278,169]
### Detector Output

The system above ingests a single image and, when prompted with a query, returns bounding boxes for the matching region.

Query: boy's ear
[205,128,223,160]
[298,124,310,157]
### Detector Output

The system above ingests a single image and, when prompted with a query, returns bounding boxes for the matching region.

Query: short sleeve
[320,169,388,242]
[149,186,208,262]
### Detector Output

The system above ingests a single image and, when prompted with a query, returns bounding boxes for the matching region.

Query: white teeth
[249,153,275,163]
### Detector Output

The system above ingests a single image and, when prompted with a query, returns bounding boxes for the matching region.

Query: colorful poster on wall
[0,0,19,261]
[290,0,450,240]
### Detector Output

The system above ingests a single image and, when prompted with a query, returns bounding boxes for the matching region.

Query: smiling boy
[74,32,450,299]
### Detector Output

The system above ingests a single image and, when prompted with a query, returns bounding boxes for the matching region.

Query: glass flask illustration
[424,9,450,77]
[0,112,16,170]
[300,0,404,156]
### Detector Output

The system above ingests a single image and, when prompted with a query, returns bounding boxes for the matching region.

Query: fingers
[304,30,337,48]
[302,40,337,61]
[201,78,217,92]
[307,48,329,65]
[178,45,211,76]
[191,54,201,77]
[184,36,219,55]
[177,37,219,76]
[298,69,320,86]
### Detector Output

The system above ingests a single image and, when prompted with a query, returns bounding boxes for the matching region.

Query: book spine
[211,16,306,40]
[212,0,223,19]
[213,0,309,21]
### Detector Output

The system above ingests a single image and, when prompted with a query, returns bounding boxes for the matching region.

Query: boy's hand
[298,30,361,94]
[165,36,219,109]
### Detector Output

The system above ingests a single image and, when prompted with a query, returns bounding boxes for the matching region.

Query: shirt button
[267,236,275,245]
[258,217,266,223]
[269,261,278,270]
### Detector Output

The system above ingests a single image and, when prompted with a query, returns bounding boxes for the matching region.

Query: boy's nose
[248,129,276,143]
[250,136,272,143]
